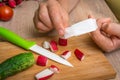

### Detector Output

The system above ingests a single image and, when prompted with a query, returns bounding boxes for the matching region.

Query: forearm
[58,0,80,14]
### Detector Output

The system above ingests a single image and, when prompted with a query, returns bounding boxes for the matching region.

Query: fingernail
[59,29,64,36]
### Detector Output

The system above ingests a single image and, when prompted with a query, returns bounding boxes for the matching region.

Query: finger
[102,23,120,38]
[97,18,111,28]
[90,29,115,52]
[111,36,120,49]
[38,2,53,29]
[33,10,50,33]
[101,30,110,37]
[48,0,64,36]
[37,22,51,33]
[59,5,69,28]
[97,18,111,24]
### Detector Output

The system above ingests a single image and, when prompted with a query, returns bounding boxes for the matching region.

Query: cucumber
[0,52,35,80]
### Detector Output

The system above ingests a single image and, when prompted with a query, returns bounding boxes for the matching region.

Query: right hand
[33,0,69,36]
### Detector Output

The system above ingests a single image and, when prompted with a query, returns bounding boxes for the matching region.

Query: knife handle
[0,27,35,50]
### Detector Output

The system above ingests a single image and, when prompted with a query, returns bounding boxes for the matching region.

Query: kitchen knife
[0,27,73,67]
[63,18,98,39]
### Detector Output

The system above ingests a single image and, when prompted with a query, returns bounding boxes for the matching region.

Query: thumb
[102,23,120,38]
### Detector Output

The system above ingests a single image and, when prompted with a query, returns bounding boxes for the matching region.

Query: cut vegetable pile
[36,37,85,79]
[41,38,85,67]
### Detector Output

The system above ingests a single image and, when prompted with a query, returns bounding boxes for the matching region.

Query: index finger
[47,0,64,36]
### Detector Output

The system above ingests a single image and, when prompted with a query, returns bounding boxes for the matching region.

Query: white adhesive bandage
[63,18,98,39]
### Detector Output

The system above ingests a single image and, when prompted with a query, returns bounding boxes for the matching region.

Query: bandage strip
[63,18,98,39]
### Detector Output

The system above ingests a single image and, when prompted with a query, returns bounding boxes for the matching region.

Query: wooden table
[0,0,120,80]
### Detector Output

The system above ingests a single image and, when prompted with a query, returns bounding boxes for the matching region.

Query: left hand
[89,15,120,52]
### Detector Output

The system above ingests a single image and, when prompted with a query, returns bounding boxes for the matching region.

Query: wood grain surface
[0,0,120,80]
[0,35,116,80]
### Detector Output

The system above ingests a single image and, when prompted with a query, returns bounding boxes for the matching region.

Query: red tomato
[0,5,14,21]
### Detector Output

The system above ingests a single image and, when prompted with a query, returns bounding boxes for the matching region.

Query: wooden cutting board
[0,34,116,80]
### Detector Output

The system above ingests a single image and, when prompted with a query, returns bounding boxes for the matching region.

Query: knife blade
[0,27,73,67]
[63,18,98,39]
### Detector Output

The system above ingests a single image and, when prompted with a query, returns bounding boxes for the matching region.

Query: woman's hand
[89,15,120,52]
[33,0,69,36]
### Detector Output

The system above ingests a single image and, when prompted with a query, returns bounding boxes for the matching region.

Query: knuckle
[50,10,56,16]
[39,12,46,19]
[39,9,47,19]
[48,26,53,30]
